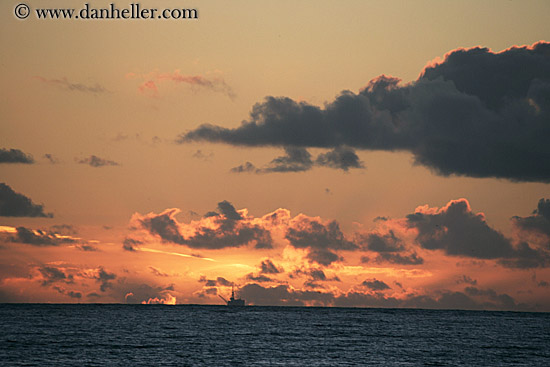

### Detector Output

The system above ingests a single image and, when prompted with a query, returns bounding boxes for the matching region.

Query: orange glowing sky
[1,0,550,310]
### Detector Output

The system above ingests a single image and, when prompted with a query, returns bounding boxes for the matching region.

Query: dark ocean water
[0,305,549,366]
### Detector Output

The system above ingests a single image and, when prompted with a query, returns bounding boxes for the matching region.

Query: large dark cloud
[0,148,34,164]
[135,202,273,249]
[286,216,358,265]
[179,41,550,182]
[0,183,52,217]
[406,199,549,268]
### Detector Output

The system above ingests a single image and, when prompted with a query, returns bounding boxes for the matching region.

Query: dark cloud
[216,200,243,220]
[49,224,77,236]
[316,146,364,171]
[11,227,75,246]
[464,287,518,310]
[149,267,169,277]
[240,283,335,306]
[191,149,213,160]
[231,146,364,174]
[94,267,116,292]
[199,276,233,287]
[0,148,34,164]
[39,266,74,286]
[245,273,274,283]
[512,198,550,238]
[136,203,273,249]
[123,238,141,251]
[35,76,107,94]
[230,161,259,173]
[77,155,119,167]
[179,42,550,182]
[240,283,528,310]
[0,183,53,217]
[456,275,478,286]
[43,154,59,164]
[262,147,313,173]
[361,278,391,291]
[260,259,283,274]
[364,252,424,265]
[406,199,549,268]
[286,216,358,265]
[53,286,82,299]
[363,231,404,253]
[76,244,98,252]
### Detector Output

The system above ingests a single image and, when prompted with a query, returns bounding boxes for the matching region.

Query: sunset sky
[1,0,550,310]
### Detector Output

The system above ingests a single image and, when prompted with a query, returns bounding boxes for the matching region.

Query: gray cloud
[43,154,59,164]
[39,266,74,286]
[199,276,232,287]
[122,238,141,251]
[260,259,283,274]
[363,231,404,253]
[35,76,107,94]
[240,283,528,310]
[363,252,424,265]
[512,198,550,238]
[77,155,119,167]
[0,148,34,164]
[95,267,116,292]
[316,146,364,171]
[179,42,550,182]
[262,147,313,173]
[137,202,273,249]
[231,146,364,173]
[362,278,391,291]
[245,273,274,283]
[53,286,82,299]
[0,183,53,217]
[406,199,549,268]
[456,275,478,286]
[286,217,358,265]
[11,227,75,246]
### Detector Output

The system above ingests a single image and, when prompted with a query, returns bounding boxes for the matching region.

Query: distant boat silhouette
[219,285,245,306]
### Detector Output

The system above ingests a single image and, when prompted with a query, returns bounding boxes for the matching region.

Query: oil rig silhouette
[219,285,245,306]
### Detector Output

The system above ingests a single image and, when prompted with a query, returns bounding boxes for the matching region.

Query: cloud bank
[179,41,550,182]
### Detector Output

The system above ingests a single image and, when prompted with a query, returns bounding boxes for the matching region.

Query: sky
[1,0,549,310]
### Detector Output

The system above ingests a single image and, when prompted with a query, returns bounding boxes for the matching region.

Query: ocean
[1,304,549,366]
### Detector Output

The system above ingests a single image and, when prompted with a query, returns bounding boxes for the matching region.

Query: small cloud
[35,76,107,94]
[0,148,34,164]
[230,162,259,173]
[316,146,364,171]
[77,155,119,167]
[149,266,169,277]
[43,154,59,164]
[192,149,213,161]
[362,278,391,291]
